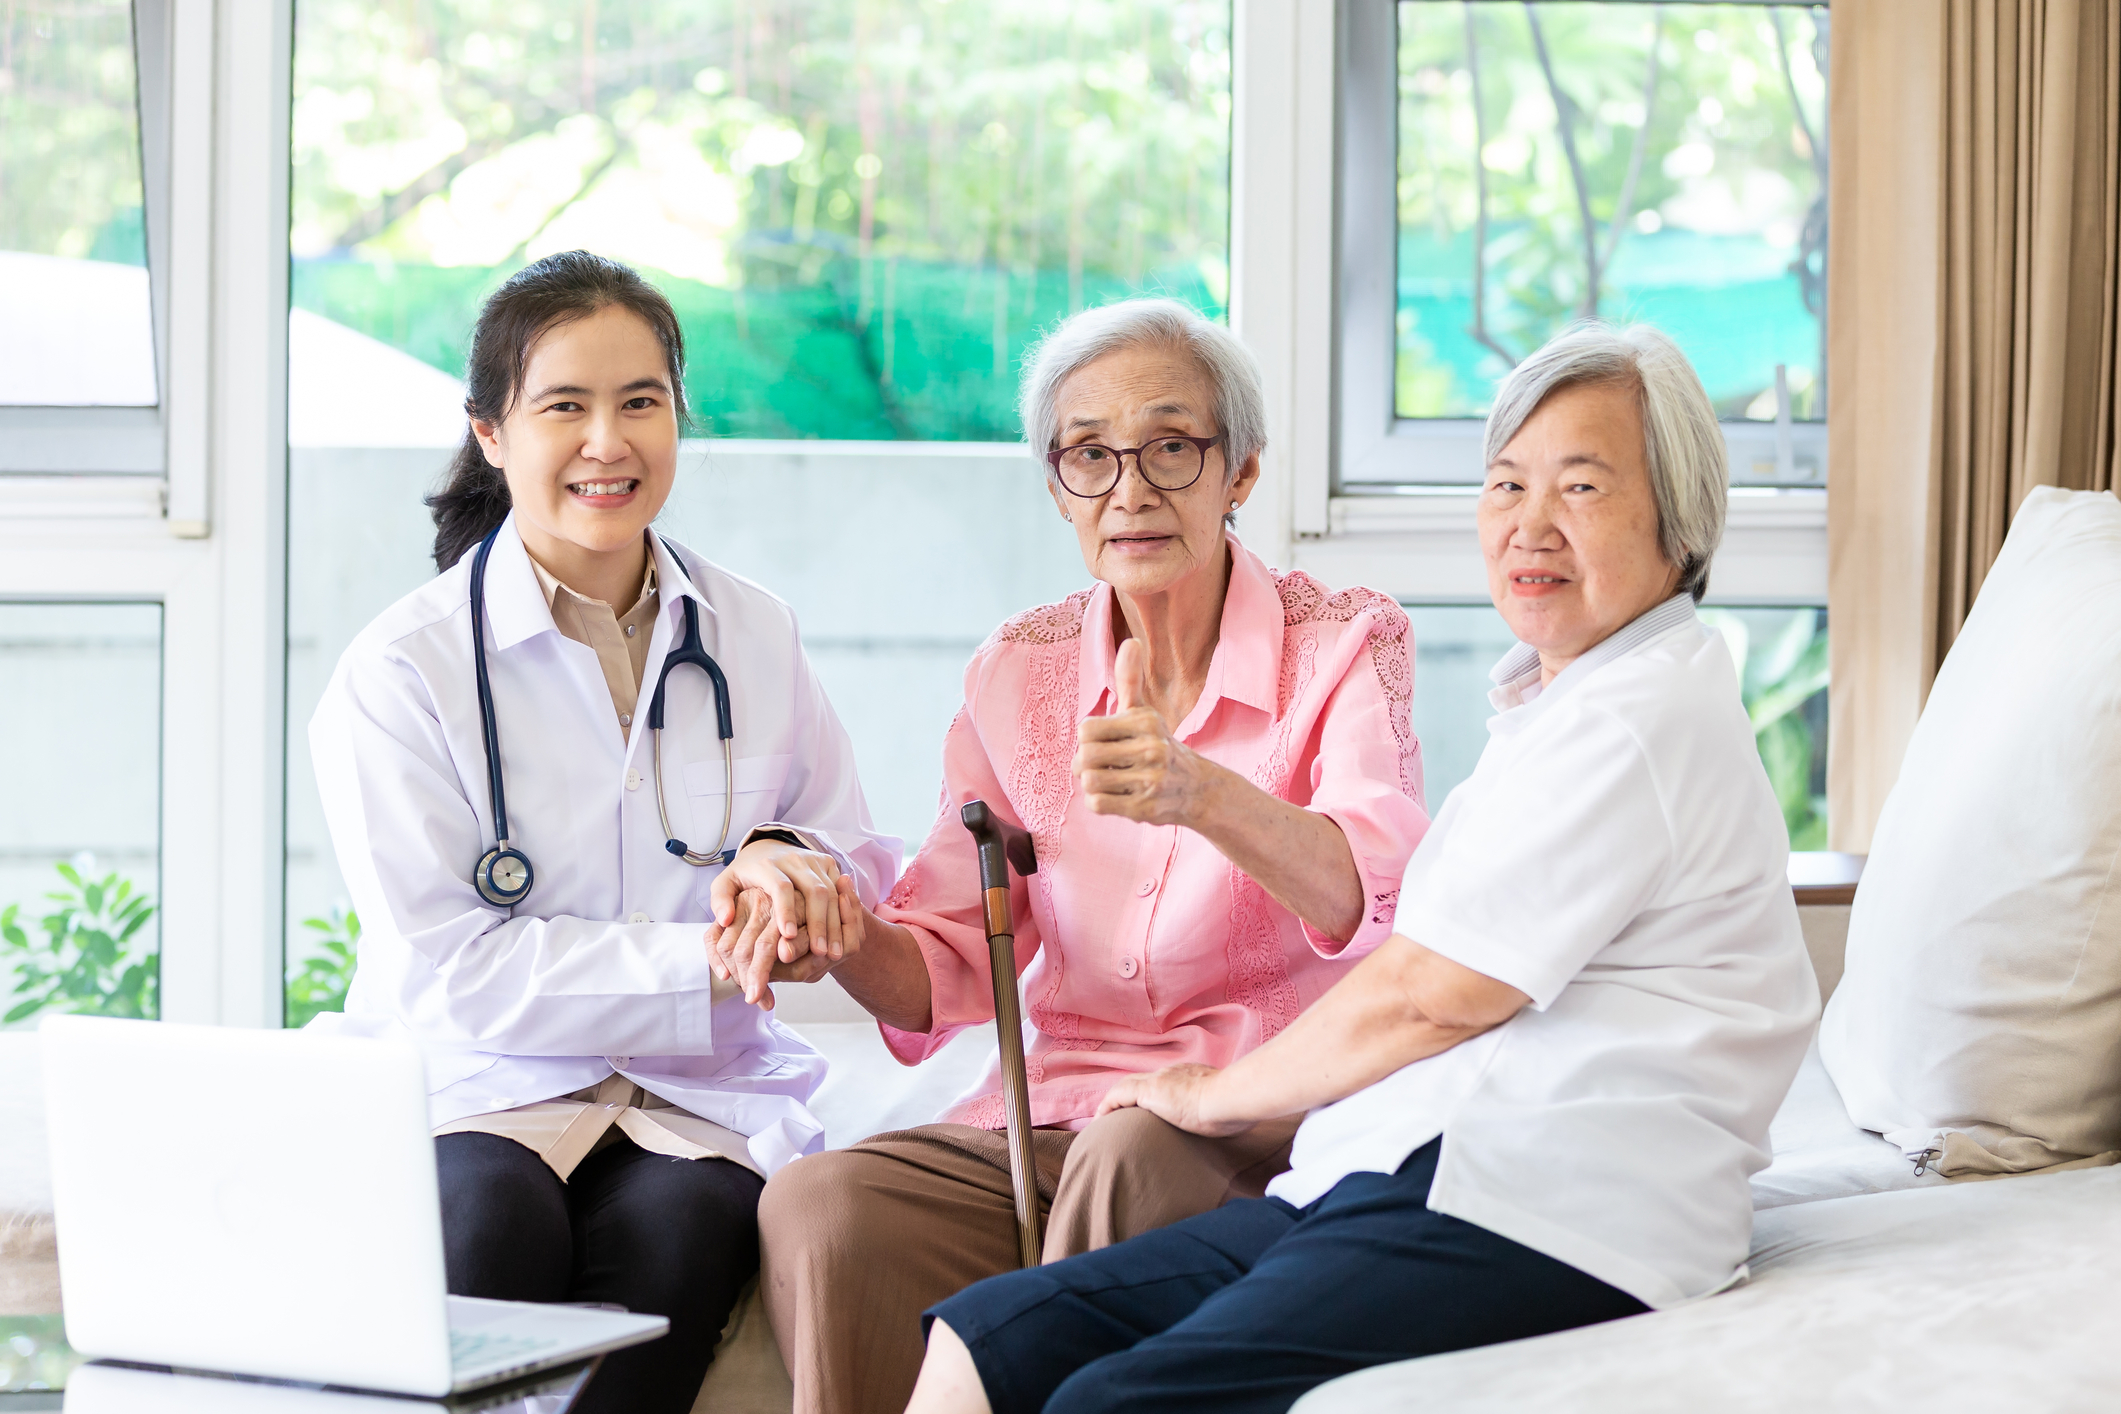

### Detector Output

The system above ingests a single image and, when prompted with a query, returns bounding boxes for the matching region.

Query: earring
[1229,500,1239,510]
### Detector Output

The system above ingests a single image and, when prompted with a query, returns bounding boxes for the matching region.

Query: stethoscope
[469,525,738,908]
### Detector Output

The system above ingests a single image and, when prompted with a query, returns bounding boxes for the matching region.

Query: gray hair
[1019,298,1267,520]
[1485,322,1727,602]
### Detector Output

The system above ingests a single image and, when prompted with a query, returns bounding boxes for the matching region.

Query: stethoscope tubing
[469,526,515,848]
[657,730,734,867]
[467,524,737,908]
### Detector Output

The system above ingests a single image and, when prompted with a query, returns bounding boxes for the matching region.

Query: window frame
[0,0,291,1029]
[0,1,168,479]
[1332,0,1829,493]
[0,0,1828,1032]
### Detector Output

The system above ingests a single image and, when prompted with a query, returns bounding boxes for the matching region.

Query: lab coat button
[1136,879,1156,897]
[625,769,643,791]
[628,912,650,924]
[1117,956,1139,979]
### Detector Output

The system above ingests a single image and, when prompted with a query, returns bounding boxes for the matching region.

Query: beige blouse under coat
[434,544,758,1180]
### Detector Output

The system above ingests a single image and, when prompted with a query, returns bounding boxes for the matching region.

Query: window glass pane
[0,603,162,1025]
[1700,605,1829,849]
[289,0,1232,442]
[1404,605,1519,810]
[1406,603,1827,848]
[1395,3,1826,423]
[283,3,1229,1023]
[0,2,157,407]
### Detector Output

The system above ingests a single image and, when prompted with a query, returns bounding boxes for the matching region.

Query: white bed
[1749,1039,1943,1210]
[1296,1165,2121,1412]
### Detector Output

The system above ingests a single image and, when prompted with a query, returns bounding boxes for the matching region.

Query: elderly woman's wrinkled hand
[706,877,864,1009]
[1096,1062,1250,1137]
[1074,638,1220,827]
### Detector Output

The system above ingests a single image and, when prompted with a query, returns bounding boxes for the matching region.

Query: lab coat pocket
[684,753,795,867]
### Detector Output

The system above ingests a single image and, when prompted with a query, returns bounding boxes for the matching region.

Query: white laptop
[41,1015,667,1398]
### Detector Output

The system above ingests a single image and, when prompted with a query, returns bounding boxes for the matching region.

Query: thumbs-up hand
[1074,636,1211,827]
[1114,636,1149,712]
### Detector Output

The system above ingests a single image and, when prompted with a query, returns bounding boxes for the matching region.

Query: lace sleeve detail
[979,588,1094,653]
[1274,573,1419,801]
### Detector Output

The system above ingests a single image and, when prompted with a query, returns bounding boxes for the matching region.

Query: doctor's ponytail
[428,251,691,573]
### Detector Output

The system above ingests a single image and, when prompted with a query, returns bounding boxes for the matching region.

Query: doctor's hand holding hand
[1074,637,1220,828]
[710,837,845,955]
[706,876,864,1010]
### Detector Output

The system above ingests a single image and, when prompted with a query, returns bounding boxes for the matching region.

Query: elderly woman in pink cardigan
[709,298,1427,1414]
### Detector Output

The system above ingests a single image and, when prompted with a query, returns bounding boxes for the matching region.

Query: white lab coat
[308,515,900,1176]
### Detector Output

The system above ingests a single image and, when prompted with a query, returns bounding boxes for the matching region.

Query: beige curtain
[1828,0,2121,850]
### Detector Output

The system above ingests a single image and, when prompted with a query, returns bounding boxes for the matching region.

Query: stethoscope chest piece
[475,843,535,908]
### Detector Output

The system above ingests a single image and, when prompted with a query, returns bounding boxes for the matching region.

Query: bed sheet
[796,1021,996,1150]
[1749,1038,1943,1209]
[1297,1164,2121,1413]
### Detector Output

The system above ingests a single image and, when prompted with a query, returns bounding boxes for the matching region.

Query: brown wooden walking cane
[959,799,1042,1268]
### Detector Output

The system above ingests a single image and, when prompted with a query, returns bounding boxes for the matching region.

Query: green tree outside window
[288,0,1233,440]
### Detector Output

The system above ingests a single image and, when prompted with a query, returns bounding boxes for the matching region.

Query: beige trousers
[757,1107,1300,1414]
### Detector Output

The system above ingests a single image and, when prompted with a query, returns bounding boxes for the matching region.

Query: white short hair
[1019,298,1267,508]
[1485,323,1728,602]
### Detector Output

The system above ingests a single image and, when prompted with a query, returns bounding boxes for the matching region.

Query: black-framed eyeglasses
[1044,433,1224,498]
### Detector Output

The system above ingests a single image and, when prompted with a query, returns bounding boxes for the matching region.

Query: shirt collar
[1076,533,1283,726]
[483,515,700,651]
[524,537,659,614]
[1489,593,1699,714]
[643,529,715,629]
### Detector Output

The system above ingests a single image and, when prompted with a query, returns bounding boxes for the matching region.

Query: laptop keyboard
[450,1327,564,1372]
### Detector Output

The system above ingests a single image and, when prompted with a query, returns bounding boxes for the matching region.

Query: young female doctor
[308,251,898,1414]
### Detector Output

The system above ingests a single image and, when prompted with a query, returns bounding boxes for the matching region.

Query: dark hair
[427,250,691,572]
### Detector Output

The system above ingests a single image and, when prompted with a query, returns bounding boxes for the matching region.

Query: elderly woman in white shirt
[900,323,1821,1414]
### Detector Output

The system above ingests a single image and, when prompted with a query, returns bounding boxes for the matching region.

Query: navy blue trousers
[926,1138,1648,1414]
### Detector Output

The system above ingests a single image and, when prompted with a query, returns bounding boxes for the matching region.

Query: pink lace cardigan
[878,535,1430,1129]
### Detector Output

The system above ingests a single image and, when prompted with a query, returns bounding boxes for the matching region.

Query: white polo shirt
[1265,597,1818,1309]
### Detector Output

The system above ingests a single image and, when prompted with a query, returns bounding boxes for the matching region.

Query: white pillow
[1820,487,2121,1177]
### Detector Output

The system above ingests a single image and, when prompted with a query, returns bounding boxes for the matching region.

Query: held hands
[1095,1062,1251,1137]
[1074,638,1218,827]
[706,879,863,1008]
[705,839,863,1009]
[709,838,845,954]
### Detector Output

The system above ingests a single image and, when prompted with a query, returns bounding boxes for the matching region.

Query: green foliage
[288,0,1231,439]
[0,1314,78,1393]
[1395,3,1829,416]
[286,906,361,1029]
[0,2,149,262]
[1703,609,1830,850]
[293,253,1221,440]
[0,863,158,1025]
